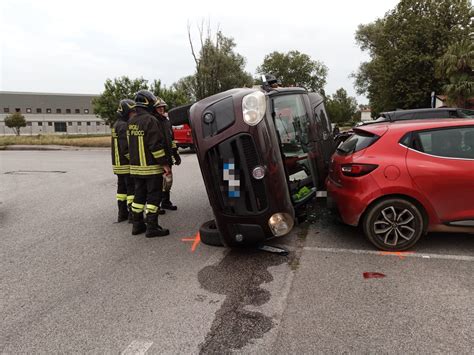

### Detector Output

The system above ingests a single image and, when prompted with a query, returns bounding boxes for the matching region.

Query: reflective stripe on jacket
[111,119,130,175]
[128,108,168,176]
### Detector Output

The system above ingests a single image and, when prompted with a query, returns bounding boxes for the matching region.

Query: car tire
[199,220,224,247]
[363,198,424,251]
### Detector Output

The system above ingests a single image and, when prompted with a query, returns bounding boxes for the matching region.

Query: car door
[405,126,474,223]
[271,93,322,203]
[307,93,335,187]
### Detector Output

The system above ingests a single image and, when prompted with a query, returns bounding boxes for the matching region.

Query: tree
[150,80,191,109]
[325,88,358,124]
[173,75,197,103]
[354,0,473,115]
[5,112,26,135]
[256,50,328,93]
[93,76,149,126]
[188,26,253,100]
[436,39,474,107]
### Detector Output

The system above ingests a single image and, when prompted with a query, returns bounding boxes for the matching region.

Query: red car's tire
[363,198,424,251]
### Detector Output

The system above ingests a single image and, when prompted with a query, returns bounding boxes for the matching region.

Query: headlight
[242,91,266,126]
[268,213,294,237]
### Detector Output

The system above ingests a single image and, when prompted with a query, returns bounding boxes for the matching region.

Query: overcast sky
[0,0,399,104]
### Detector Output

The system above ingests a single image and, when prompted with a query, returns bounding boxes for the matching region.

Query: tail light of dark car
[341,163,378,177]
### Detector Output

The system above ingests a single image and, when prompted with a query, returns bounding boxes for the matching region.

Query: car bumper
[326,175,381,226]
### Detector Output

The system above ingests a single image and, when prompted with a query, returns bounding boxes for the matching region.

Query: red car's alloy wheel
[374,206,416,246]
[363,198,424,251]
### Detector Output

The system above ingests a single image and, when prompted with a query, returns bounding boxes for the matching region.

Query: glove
[173,152,181,166]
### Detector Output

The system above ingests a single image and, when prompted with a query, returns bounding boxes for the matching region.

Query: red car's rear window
[337,131,380,155]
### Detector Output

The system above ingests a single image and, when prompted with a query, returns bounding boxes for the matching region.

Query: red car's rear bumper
[326,175,382,226]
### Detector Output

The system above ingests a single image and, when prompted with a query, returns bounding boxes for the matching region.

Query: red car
[327,119,474,251]
[172,124,194,150]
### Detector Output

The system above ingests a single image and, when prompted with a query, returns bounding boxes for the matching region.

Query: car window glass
[396,113,414,120]
[400,133,411,147]
[313,109,321,123]
[412,127,474,159]
[458,109,474,118]
[320,109,331,133]
[414,111,447,119]
[337,131,379,155]
[273,94,310,147]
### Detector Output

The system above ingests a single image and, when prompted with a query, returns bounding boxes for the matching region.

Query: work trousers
[116,174,135,205]
[132,174,163,214]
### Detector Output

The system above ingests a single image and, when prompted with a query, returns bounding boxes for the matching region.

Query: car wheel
[363,198,424,251]
[199,220,224,247]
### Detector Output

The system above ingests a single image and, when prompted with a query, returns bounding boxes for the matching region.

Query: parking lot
[1,150,473,353]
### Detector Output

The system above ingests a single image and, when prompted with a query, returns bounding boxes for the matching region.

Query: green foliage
[4,112,26,135]
[436,39,474,107]
[92,76,149,126]
[354,0,473,114]
[189,30,253,100]
[256,50,328,92]
[150,80,191,109]
[325,88,358,124]
[173,75,197,102]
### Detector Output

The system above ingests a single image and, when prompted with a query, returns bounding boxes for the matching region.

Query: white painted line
[303,246,474,262]
[316,191,327,198]
[121,341,153,355]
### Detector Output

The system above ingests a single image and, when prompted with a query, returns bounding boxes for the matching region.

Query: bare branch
[187,21,199,67]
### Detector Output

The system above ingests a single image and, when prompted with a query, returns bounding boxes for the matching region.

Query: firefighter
[128,90,171,237]
[152,98,181,211]
[112,99,136,223]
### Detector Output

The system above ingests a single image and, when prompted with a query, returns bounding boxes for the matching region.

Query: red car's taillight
[341,164,378,177]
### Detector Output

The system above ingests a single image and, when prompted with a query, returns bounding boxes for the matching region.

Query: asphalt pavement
[0,149,472,353]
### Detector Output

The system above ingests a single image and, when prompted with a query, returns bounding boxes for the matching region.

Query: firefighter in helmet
[128,90,171,237]
[112,99,136,222]
[152,97,181,211]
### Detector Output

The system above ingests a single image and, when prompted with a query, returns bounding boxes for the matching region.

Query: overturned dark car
[170,81,335,247]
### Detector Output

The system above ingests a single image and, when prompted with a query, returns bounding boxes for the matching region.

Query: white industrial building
[0,91,110,135]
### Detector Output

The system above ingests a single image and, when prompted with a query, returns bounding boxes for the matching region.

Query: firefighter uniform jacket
[111,118,130,174]
[128,108,168,176]
[153,113,177,166]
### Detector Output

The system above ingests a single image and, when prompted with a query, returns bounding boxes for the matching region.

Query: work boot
[131,211,146,235]
[127,204,133,224]
[117,200,129,222]
[161,191,177,210]
[145,213,170,238]
[158,208,166,215]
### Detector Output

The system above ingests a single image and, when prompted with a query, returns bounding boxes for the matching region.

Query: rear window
[413,111,450,119]
[337,131,380,155]
[458,109,474,118]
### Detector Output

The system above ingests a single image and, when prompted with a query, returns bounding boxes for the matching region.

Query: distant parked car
[327,119,474,251]
[172,123,194,150]
[374,107,474,123]
[336,108,474,146]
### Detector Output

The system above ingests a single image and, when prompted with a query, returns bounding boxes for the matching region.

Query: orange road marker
[181,231,201,252]
[379,251,414,259]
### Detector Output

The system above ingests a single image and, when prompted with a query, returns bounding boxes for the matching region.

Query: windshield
[272,94,318,203]
[272,94,310,151]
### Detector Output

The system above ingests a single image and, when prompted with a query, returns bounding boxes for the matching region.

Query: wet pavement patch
[4,170,67,175]
[198,249,287,354]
